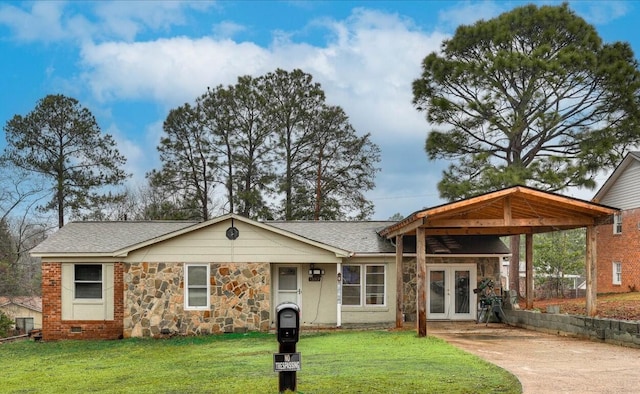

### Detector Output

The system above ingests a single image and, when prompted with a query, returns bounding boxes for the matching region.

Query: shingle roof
[30,218,509,256]
[0,296,42,312]
[30,221,197,254]
[268,221,397,253]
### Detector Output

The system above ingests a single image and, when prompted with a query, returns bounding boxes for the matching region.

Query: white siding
[599,160,640,210]
[124,220,342,263]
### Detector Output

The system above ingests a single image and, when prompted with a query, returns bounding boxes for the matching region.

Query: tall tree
[2,94,129,228]
[227,76,276,219]
[152,68,380,221]
[198,78,276,219]
[148,102,216,221]
[0,215,46,297]
[134,181,206,221]
[412,3,640,294]
[0,219,17,295]
[292,105,380,220]
[262,69,326,220]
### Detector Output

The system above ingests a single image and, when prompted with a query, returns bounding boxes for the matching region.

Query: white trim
[341,263,387,308]
[184,263,211,310]
[114,214,353,258]
[613,213,623,234]
[612,262,622,285]
[427,264,477,320]
[73,264,103,300]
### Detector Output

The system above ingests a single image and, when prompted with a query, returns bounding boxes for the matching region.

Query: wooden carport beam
[504,195,512,226]
[525,233,534,309]
[586,226,597,316]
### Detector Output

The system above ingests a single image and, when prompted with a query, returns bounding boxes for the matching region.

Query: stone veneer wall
[123,262,271,338]
[402,257,501,321]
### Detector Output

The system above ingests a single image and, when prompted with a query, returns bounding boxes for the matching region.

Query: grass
[1,330,521,393]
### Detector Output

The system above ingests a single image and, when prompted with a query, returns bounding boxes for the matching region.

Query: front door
[275,265,301,308]
[427,265,476,320]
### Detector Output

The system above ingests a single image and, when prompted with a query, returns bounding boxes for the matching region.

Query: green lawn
[1,330,520,393]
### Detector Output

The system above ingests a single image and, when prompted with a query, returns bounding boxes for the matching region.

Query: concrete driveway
[427,321,640,394]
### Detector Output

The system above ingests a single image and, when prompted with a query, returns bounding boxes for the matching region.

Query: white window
[613,262,622,285]
[342,264,386,306]
[613,213,622,234]
[185,264,210,309]
[74,264,102,299]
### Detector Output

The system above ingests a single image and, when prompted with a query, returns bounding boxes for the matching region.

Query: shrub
[0,311,14,337]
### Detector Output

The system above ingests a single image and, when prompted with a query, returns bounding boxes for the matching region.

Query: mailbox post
[275,302,300,393]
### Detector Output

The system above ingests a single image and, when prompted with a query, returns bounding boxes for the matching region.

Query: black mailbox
[276,302,300,344]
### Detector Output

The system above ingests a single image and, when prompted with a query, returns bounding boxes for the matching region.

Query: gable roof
[0,296,42,312]
[380,185,618,238]
[592,151,640,203]
[30,214,353,258]
[30,213,511,260]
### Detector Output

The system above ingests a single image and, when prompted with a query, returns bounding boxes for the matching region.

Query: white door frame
[274,264,302,317]
[427,264,476,320]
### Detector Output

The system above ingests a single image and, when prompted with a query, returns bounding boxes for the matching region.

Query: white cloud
[73,7,451,218]
[436,1,506,30]
[79,37,269,106]
[573,1,630,25]
[0,1,216,44]
[93,1,214,41]
[78,8,446,138]
[0,2,69,43]
[212,21,246,39]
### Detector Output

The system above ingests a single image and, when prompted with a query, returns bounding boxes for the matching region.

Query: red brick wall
[596,208,640,293]
[41,262,124,340]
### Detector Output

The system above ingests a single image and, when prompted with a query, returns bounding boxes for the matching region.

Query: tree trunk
[314,149,322,221]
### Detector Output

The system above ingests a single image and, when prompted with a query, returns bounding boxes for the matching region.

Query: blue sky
[1,0,638,220]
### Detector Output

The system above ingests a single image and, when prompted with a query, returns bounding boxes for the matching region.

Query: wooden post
[525,233,534,309]
[395,235,404,329]
[416,227,427,337]
[586,226,598,316]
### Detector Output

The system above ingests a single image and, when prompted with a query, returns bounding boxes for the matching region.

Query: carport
[378,186,618,337]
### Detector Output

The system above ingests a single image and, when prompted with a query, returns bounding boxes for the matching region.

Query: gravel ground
[427,321,640,394]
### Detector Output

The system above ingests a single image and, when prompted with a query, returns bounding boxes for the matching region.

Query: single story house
[0,296,42,334]
[31,215,509,340]
[31,186,617,340]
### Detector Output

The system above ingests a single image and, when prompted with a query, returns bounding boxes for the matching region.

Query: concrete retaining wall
[503,309,640,348]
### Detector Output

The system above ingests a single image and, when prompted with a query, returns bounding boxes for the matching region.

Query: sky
[1,0,638,220]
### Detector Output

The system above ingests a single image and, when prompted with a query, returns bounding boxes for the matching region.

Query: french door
[427,264,476,320]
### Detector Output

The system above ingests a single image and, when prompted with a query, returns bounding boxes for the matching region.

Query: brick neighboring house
[592,152,640,293]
